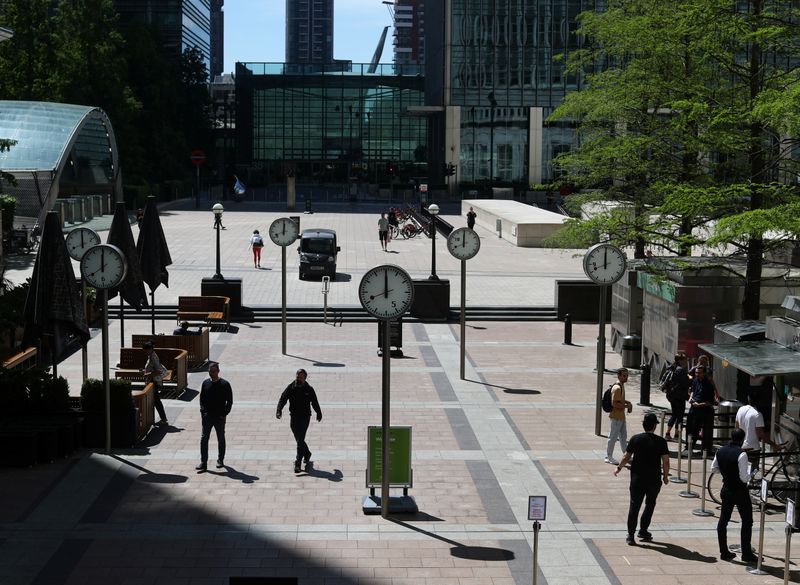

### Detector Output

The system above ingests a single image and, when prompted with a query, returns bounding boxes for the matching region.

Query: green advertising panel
[367,426,412,487]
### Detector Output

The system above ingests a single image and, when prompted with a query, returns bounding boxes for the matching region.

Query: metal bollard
[692,450,714,516]
[563,314,572,345]
[748,471,768,575]
[659,411,666,437]
[679,434,699,497]
[671,423,687,484]
[322,276,330,324]
[639,363,651,406]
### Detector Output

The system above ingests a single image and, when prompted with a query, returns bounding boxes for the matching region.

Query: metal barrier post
[321,276,330,324]
[692,450,714,516]
[671,422,687,484]
[784,524,793,585]
[660,411,666,437]
[680,434,699,497]
[639,363,651,406]
[563,314,572,345]
[749,477,769,575]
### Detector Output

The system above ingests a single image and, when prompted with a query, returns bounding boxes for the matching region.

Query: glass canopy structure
[0,101,120,226]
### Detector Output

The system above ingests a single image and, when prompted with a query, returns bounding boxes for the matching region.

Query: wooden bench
[176,296,230,330]
[132,329,210,369]
[115,347,188,393]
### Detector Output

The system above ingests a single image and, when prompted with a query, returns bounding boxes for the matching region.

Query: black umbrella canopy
[22,211,89,350]
[136,196,172,292]
[107,202,147,310]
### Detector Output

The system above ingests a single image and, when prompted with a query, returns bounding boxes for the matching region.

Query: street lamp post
[488,92,497,189]
[428,203,439,280]
[213,203,224,280]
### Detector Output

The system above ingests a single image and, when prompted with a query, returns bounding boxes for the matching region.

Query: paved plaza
[1,200,797,585]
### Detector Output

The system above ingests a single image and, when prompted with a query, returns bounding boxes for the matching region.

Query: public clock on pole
[65,227,101,261]
[79,244,128,289]
[447,227,481,261]
[269,217,299,246]
[583,243,627,285]
[358,264,414,320]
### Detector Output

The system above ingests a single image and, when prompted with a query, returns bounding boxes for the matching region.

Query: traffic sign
[190,149,206,167]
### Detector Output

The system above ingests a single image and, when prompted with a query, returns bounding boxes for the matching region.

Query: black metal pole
[429,215,437,279]
[213,216,222,280]
[381,318,391,518]
[563,313,572,345]
[639,363,652,406]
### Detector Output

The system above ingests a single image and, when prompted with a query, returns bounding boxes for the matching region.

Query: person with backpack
[664,354,690,441]
[249,229,264,268]
[606,368,633,465]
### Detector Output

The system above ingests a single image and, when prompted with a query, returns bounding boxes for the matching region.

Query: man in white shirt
[735,389,782,452]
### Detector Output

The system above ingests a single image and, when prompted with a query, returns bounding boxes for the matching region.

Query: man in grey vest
[711,428,757,563]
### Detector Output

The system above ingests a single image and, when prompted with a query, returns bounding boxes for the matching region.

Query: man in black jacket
[614,413,670,545]
[196,362,233,472]
[686,364,716,454]
[711,428,757,563]
[277,369,322,473]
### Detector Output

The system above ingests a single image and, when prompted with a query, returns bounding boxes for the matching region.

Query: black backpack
[602,384,614,413]
[659,366,675,396]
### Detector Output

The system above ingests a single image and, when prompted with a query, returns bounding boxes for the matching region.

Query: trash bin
[621,334,642,369]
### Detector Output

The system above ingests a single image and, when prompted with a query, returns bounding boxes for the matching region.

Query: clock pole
[282,245,287,355]
[101,288,112,454]
[460,259,466,379]
[381,317,391,518]
[595,285,608,436]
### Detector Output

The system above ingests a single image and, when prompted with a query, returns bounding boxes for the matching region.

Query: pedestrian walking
[378,212,389,251]
[249,229,264,268]
[664,354,690,440]
[141,341,168,426]
[135,208,144,228]
[276,369,323,473]
[466,206,476,229]
[387,207,398,244]
[712,428,758,563]
[606,367,633,465]
[614,413,670,545]
[196,362,233,472]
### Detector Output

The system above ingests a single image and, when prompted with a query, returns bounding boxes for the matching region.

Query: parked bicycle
[706,441,799,505]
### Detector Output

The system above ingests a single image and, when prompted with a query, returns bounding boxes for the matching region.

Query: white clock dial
[358,264,414,320]
[269,217,299,246]
[447,227,481,261]
[65,227,101,261]
[79,244,128,289]
[583,243,627,285]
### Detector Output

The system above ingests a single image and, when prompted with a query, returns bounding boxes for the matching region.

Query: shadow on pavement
[641,541,717,562]
[388,518,515,561]
[465,378,539,394]
[298,464,343,482]
[285,353,346,368]
[177,388,199,402]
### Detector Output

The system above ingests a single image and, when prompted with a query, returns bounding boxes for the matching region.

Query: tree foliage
[548,0,800,318]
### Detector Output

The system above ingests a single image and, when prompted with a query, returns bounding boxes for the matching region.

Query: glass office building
[235,63,427,184]
[114,0,212,69]
[426,0,595,185]
[286,0,334,65]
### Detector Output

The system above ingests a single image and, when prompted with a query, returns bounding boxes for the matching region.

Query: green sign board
[367,426,412,487]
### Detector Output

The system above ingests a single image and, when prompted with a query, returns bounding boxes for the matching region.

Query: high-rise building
[114,0,212,70]
[285,0,334,64]
[425,0,594,186]
[392,0,424,66]
[210,0,224,77]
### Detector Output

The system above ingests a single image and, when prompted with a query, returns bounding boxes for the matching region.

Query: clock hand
[100,249,105,271]
[80,231,84,247]
[603,248,608,269]
[370,290,393,300]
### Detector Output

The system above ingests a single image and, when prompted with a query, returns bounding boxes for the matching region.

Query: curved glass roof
[0,101,97,171]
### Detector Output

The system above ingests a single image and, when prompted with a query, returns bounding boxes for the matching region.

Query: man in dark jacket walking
[277,369,322,473]
[614,413,670,545]
[711,428,757,563]
[196,362,233,472]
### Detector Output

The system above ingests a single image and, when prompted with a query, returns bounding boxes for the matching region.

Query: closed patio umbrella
[22,211,89,373]
[136,196,172,333]
[107,201,148,346]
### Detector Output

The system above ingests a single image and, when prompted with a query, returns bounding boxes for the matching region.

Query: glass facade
[236,63,426,184]
[442,0,594,183]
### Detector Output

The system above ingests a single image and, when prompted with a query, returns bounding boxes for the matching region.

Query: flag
[233,175,246,196]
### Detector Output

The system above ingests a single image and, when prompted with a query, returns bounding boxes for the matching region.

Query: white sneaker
[604,457,618,465]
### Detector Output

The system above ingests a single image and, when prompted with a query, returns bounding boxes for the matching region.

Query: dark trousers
[153,383,167,421]
[290,415,311,463]
[687,406,714,453]
[718,486,753,554]
[667,398,686,429]
[628,475,662,535]
[200,414,226,463]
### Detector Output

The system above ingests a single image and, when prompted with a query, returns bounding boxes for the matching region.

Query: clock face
[447,227,481,261]
[79,244,128,289]
[269,217,299,246]
[583,243,627,285]
[65,227,101,261]
[358,264,414,320]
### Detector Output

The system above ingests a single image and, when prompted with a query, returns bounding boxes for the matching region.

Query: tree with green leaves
[548,0,800,319]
